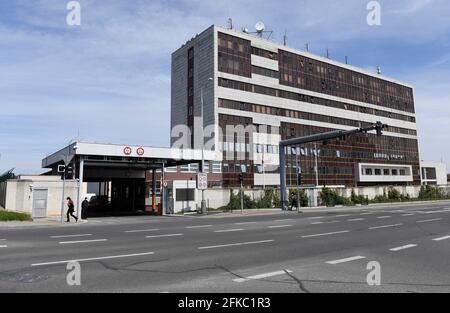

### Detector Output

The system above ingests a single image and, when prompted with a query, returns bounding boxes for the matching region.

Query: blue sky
[1,0,450,174]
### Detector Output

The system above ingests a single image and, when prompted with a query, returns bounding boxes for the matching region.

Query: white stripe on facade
[218,107,418,141]
[218,71,416,118]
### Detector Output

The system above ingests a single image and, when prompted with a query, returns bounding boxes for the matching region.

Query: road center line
[301,230,350,238]
[335,214,351,218]
[198,240,275,250]
[124,229,160,233]
[185,225,213,229]
[50,234,93,239]
[360,213,374,216]
[416,218,443,224]
[402,214,415,216]
[348,218,365,222]
[59,239,108,245]
[31,252,155,267]
[326,256,366,265]
[233,270,293,283]
[234,222,257,225]
[214,229,244,233]
[268,225,292,229]
[377,216,392,219]
[389,244,417,252]
[145,234,184,238]
[369,223,403,230]
[274,219,294,222]
[433,235,450,241]
[311,221,339,225]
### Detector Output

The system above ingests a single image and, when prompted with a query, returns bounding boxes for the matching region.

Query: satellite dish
[255,21,265,33]
[242,27,249,33]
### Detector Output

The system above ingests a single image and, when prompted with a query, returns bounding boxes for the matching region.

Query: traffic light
[296,173,302,186]
[238,173,244,184]
[65,164,74,179]
[376,121,385,137]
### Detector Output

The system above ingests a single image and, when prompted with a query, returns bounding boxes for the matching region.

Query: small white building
[420,162,448,186]
[2,175,80,219]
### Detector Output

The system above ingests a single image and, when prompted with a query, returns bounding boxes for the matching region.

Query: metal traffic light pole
[279,122,387,210]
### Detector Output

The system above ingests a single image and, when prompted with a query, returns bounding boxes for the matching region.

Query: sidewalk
[0,217,87,228]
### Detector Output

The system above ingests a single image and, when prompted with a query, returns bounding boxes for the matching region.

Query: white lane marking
[402,214,415,216]
[145,234,183,238]
[311,221,339,225]
[308,216,326,220]
[59,239,108,245]
[124,229,160,233]
[198,240,274,250]
[335,214,351,218]
[0,245,8,248]
[185,225,213,229]
[31,252,155,267]
[233,270,293,283]
[424,209,450,214]
[433,235,450,241]
[268,225,292,229]
[50,234,93,239]
[377,216,392,219]
[389,244,417,252]
[326,256,366,265]
[416,218,443,224]
[0,239,6,241]
[360,213,374,216]
[274,219,294,222]
[301,230,350,238]
[369,223,403,230]
[234,222,257,225]
[348,218,365,222]
[214,229,244,233]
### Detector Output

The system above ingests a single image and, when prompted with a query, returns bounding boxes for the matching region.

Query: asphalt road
[1,201,450,293]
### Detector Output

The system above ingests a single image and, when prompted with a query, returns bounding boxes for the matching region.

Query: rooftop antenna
[242,27,249,34]
[326,48,330,59]
[345,56,348,64]
[255,21,265,38]
[227,18,233,30]
[305,43,310,52]
[377,66,382,74]
[283,30,287,46]
[248,21,273,40]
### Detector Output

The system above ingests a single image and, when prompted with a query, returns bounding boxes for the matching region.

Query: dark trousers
[67,209,78,222]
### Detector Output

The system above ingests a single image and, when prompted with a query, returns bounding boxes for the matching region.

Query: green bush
[319,188,347,207]
[255,189,277,208]
[0,210,32,221]
[288,189,309,207]
[225,190,256,211]
[350,189,368,205]
[419,185,445,200]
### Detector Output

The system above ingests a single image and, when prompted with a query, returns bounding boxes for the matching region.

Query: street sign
[137,147,145,156]
[124,146,132,155]
[57,165,65,173]
[197,173,208,190]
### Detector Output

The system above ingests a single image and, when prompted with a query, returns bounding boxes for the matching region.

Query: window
[375,169,382,176]
[203,162,210,173]
[212,161,222,173]
[365,168,373,175]
[392,169,398,176]
[383,169,390,175]
[399,169,406,176]
[165,167,177,173]
[176,189,195,201]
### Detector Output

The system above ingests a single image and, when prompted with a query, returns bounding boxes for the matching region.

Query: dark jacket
[82,200,89,210]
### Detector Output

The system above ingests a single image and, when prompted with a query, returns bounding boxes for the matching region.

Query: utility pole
[238,172,244,214]
[296,149,302,213]
[314,143,319,187]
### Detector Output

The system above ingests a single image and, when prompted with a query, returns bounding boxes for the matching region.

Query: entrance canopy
[42,142,219,171]
[41,142,220,216]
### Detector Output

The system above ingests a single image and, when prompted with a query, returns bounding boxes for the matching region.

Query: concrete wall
[4,177,79,218]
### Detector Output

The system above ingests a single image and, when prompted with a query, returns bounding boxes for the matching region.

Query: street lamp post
[200,77,213,215]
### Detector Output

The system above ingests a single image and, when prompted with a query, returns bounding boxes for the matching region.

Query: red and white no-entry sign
[123,146,132,155]
[137,148,145,156]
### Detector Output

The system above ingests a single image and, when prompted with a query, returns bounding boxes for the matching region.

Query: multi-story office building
[171,25,420,188]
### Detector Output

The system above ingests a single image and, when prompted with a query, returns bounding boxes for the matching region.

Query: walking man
[66,197,78,222]
[81,197,89,220]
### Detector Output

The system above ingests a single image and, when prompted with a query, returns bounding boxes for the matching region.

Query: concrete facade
[3,176,82,219]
